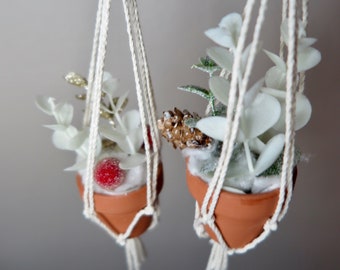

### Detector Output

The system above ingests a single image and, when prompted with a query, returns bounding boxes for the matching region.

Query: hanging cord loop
[192,1,302,269]
[82,0,160,269]
[83,0,112,219]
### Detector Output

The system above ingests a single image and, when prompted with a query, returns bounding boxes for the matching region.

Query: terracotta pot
[186,165,297,249]
[76,163,163,238]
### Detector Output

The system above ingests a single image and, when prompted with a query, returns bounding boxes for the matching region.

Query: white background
[0,1,338,269]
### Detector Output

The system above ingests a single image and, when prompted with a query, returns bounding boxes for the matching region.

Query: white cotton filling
[183,146,282,194]
[182,146,217,183]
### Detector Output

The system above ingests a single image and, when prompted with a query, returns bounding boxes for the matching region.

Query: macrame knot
[264,220,278,231]
[194,219,208,238]
[201,213,214,225]
[117,234,127,246]
[227,249,235,256]
[143,205,155,216]
[83,209,95,219]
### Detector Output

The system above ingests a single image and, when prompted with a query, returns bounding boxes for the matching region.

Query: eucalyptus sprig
[162,12,321,193]
[36,72,146,172]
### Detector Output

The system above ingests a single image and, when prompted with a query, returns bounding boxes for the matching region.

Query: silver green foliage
[183,13,320,192]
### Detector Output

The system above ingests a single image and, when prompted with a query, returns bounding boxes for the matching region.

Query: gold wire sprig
[64,72,88,88]
[64,71,129,128]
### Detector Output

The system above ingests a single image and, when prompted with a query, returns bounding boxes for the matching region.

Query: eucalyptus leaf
[69,129,89,150]
[243,79,264,108]
[272,93,312,132]
[119,153,146,170]
[196,116,227,141]
[241,42,262,73]
[118,127,144,154]
[102,72,119,96]
[207,46,233,71]
[298,37,317,51]
[209,76,230,106]
[35,96,55,115]
[122,110,141,131]
[240,93,281,140]
[52,126,78,150]
[116,91,129,111]
[128,127,144,152]
[254,133,285,176]
[44,124,68,131]
[54,102,73,125]
[100,125,125,143]
[264,50,286,71]
[205,13,242,49]
[281,19,306,46]
[248,137,265,154]
[264,66,286,90]
[297,47,321,72]
[261,87,286,100]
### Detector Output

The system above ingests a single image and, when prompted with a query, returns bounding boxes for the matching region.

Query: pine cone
[157,108,212,150]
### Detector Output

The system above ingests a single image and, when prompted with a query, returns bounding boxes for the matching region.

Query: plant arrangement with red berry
[36,72,150,194]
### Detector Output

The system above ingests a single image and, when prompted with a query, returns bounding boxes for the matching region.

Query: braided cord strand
[213,0,270,253]
[200,0,256,223]
[121,0,160,220]
[280,0,288,58]
[277,0,299,222]
[231,0,299,254]
[199,1,258,256]
[83,0,112,219]
[127,0,161,205]
[196,1,302,268]
[131,0,162,206]
[84,0,104,127]
[81,2,160,270]
[298,0,309,94]
[201,2,272,269]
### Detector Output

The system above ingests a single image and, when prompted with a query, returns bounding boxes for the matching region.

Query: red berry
[94,158,126,190]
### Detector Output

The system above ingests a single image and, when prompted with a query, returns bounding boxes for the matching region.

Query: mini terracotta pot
[76,163,163,238]
[186,165,297,249]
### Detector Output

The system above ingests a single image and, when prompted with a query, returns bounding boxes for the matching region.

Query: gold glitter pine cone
[157,108,212,150]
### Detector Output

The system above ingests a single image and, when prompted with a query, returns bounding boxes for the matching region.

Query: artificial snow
[183,146,281,194]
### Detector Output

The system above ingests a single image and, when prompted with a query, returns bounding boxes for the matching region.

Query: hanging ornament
[158,0,320,269]
[36,0,162,269]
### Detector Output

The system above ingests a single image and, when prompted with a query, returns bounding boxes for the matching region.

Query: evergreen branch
[178,85,212,100]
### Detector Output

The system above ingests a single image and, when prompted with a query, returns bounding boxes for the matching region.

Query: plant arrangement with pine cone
[158,13,321,194]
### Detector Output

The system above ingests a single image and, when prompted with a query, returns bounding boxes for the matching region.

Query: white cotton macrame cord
[84,0,105,127]
[197,5,258,265]
[203,1,263,269]
[236,0,300,248]
[277,0,299,222]
[280,0,288,58]
[200,0,256,228]
[122,0,160,212]
[198,1,301,269]
[298,0,309,94]
[84,0,112,218]
[81,0,160,269]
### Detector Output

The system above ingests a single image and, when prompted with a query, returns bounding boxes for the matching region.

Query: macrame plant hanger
[82,0,161,269]
[192,0,310,269]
